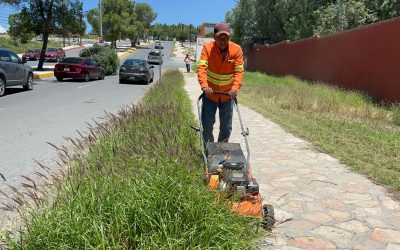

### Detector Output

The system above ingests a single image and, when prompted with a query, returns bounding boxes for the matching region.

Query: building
[199,22,217,37]
[199,22,233,38]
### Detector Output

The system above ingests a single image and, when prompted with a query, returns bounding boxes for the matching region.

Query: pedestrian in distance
[197,22,244,143]
[184,53,195,72]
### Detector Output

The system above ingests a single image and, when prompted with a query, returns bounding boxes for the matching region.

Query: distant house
[199,22,232,38]
[199,22,217,37]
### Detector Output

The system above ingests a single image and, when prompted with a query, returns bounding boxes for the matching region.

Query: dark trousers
[201,96,234,143]
[186,63,190,72]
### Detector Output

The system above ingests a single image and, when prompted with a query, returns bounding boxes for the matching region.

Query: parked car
[54,57,104,82]
[0,48,33,97]
[22,49,41,61]
[45,47,65,62]
[57,48,66,59]
[147,50,163,64]
[119,58,154,84]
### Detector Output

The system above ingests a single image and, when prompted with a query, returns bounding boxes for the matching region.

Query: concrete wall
[247,17,400,103]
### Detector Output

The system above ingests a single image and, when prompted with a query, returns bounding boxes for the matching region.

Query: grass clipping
[3,70,260,249]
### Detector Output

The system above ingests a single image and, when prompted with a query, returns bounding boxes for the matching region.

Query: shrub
[79,44,119,75]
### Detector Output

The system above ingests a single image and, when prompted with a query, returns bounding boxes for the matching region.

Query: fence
[247,17,400,103]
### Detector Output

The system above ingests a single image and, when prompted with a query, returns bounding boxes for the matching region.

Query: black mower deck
[206,142,247,173]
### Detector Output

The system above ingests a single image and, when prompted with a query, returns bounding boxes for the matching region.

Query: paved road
[0,41,176,193]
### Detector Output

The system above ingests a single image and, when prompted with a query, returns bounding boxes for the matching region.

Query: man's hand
[202,87,213,95]
[228,89,238,98]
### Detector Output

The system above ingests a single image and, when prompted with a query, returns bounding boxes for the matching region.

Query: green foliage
[150,23,198,41]
[314,0,377,36]
[7,7,35,43]
[125,3,156,47]
[79,44,119,75]
[6,0,86,70]
[56,0,86,37]
[3,70,261,249]
[0,0,20,5]
[229,0,399,50]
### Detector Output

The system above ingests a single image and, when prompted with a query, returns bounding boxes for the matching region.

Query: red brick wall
[247,17,400,103]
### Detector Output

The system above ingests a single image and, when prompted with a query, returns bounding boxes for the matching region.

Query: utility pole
[159,38,162,84]
[99,0,103,42]
[189,25,192,54]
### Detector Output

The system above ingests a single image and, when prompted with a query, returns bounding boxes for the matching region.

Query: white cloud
[0,25,6,34]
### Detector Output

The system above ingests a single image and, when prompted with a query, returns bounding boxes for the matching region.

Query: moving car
[0,48,34,97]
[22,49,41,61]
[147,50,163,64]
[54,57,104,82]
[45,47,65,62]
[154,41,164,49]
[119,59,154,84]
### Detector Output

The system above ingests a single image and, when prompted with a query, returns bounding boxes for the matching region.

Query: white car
[147,50,163,64]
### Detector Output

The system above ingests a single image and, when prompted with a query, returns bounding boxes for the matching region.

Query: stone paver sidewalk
[181,65,400,249]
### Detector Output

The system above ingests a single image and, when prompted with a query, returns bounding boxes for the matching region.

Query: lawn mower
[193,91,274,226]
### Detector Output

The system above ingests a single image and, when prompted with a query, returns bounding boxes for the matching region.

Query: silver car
[147,50,163,65]
[0,48,33,97]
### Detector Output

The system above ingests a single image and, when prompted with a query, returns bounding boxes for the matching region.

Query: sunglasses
[216,35,230,41]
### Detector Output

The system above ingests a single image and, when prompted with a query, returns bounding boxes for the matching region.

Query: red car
[45,47,65,62]
[54,57,105,82]
[22,49,40,61]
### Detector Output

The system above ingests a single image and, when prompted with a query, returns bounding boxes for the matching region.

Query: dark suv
[0,48,34,97]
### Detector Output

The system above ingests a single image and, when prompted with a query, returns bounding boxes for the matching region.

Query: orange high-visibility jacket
[197,40,244,103]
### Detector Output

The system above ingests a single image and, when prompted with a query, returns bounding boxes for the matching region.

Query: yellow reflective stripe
[234,65,244,71]
[207,70,233,80]
[197,60,208,66]
[207,76,234,85]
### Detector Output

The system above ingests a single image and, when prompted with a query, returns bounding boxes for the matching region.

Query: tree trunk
[38,33,49,70]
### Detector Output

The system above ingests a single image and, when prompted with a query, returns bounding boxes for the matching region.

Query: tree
[364,0,400,20]
[124,2,156,47]
[0,0,20,5]
[7,0,85,70]
[57,1,86,46]
[314,0,377,36]
[228,0,387,51]
[7,7,35,43]
[87,0,135,48]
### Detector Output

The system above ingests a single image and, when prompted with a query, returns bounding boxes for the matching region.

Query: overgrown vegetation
[240,71,400,193]
[2,70,261,249]
[0,37,62,54]
[79,44,119,75]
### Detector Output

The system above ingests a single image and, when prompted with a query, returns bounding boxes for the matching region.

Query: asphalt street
[0,40,182,192]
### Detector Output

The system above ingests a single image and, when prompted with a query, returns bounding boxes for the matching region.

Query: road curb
[34,71,54,79]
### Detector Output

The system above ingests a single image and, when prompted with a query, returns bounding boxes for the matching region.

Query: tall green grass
[240,72,400,193]
[2,70,261,249]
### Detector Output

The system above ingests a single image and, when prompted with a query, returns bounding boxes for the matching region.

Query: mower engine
[218,161,260,198]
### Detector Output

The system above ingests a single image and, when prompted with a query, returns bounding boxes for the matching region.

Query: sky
[0,0,237,32]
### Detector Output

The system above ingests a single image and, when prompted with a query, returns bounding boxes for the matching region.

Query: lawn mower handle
[196,91,251,167]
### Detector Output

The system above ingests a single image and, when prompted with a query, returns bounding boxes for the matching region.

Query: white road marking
[77,83,95,89]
